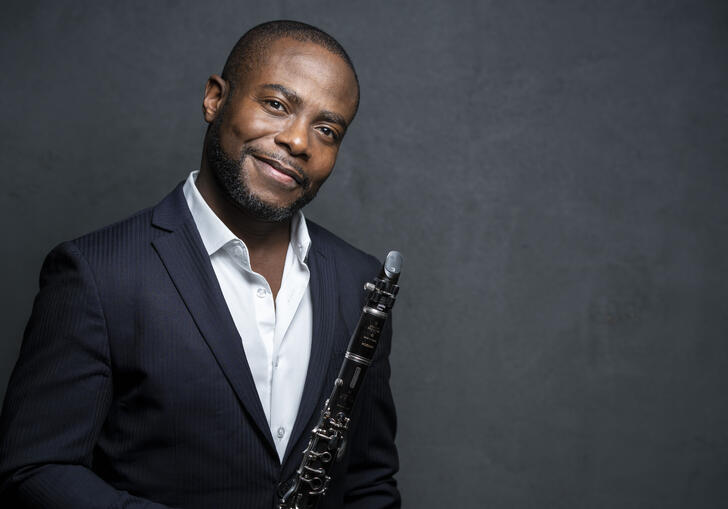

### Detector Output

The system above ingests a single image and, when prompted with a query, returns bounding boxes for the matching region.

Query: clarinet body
[279,251,403,509]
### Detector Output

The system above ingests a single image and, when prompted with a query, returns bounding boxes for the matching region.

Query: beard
[204,108,317,222]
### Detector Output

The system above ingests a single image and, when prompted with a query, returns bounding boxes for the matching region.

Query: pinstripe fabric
[0,182,400,509]
[282,235,337,464]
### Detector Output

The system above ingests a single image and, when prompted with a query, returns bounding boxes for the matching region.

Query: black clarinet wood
[278,251,403,509]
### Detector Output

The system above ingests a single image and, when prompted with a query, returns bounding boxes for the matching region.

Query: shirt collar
[290,205,311,264]
[182,170,311,263]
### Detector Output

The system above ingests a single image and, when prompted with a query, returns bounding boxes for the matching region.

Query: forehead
[246,39,358,120]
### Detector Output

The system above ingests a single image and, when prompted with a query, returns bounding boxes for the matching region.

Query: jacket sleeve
[343,312,401,509]
[0,241,174,509]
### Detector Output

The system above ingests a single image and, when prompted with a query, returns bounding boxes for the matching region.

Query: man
[0,20,400,509]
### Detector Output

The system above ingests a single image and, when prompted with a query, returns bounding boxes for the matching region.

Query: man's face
[205,38,359,221]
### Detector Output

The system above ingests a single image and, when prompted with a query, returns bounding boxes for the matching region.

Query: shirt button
[277,427,285,438]
[256,287,267,298]
[273,358,279,368]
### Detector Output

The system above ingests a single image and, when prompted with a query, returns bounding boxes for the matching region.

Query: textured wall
[1,1,727,507]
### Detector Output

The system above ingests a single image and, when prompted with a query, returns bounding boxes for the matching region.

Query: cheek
[226,111,279,145]
[312,142,340,170]
[309,159,337,188]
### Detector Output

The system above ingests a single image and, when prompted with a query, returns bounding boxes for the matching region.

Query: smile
[253,155,303,186]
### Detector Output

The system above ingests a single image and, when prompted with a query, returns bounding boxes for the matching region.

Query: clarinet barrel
[279,251,403,509]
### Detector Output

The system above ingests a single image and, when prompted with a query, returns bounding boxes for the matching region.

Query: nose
[275,117,310,160]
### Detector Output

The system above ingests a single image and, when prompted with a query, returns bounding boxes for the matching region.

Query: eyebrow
[261,83,302,106]
[260,83,349,130]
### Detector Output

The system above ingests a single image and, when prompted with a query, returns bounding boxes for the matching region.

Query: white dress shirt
[183,170,312,461]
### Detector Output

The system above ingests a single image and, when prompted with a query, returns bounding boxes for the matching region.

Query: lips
[253,155,303,186]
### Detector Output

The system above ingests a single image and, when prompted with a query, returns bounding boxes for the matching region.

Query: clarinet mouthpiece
[383,251,403,282]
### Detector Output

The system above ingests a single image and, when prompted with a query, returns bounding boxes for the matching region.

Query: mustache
[242,147,310,188]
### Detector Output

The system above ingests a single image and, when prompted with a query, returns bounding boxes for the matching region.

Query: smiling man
[0,21,400,509]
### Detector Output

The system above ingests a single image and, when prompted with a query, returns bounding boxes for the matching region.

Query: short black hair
[221,20,360,114]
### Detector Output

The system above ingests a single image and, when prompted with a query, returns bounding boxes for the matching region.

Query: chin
[232,193,302,222]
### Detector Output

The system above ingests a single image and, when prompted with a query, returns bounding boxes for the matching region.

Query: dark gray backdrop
[1,1,726,508]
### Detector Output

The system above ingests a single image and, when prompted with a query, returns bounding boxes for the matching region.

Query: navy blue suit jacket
[0,183,400,508]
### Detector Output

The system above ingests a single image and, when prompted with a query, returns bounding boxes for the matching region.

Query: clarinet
[278,251,403,509]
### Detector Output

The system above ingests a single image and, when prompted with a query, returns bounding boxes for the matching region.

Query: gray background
[1,1,727,508]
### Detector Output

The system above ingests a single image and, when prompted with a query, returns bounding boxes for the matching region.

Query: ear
[202,74,229,123]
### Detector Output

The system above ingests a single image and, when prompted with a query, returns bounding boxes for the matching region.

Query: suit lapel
[150,184,276,454]
[283,235,339,464]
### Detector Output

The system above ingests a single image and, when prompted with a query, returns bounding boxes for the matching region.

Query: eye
[265,99,285,112]
[317,126,338,140]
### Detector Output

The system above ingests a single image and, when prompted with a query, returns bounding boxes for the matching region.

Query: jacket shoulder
[76,203,155,242]
[306,219,381,275]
